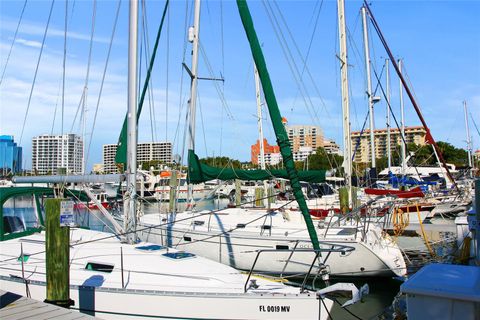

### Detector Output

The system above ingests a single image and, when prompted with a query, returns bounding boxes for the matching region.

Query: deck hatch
[136,244,165,252]
[85,262,114,273]
[162,252,196,260]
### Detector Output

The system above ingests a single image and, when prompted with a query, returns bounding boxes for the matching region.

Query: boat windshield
[3,194,41,235]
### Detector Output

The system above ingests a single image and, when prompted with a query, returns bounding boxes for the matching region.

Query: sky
[0,0,479,171]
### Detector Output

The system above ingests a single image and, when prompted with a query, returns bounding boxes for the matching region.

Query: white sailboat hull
[2,279,330,320]
[0,229,333,320]
[138,209,406,278]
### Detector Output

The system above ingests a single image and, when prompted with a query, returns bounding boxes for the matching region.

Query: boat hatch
[85,262,114,273]
[136,244,165,252]
[162,252,196,260]
[236,223,246,228]
[336,228,357,236]
[193,220,204,226]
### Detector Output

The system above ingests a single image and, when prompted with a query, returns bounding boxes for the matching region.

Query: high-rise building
[323,139,341,155]
[103,142,173,173]
[0,135,22,175]
[351,126,427,163]
[32,134,83,174]
[251,138,280,165]
[285,121,324,153]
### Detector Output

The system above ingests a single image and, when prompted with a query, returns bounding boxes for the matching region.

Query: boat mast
[254,63,268,207]
[398,59,406,176]
[337,0,352,205]
[188,0,201,151]
[187,0,201,205]
[361,5,376,173]
[464,100,473,175]
[124,0,139,244]
[385,59,391,172]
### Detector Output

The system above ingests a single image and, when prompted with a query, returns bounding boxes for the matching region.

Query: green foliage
[199,156,242,169]
[307,147,344,174]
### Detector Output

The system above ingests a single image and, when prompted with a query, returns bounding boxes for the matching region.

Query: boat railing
[243,244,355,293]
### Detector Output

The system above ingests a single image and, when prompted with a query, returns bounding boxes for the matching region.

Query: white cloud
[15,38,43,48]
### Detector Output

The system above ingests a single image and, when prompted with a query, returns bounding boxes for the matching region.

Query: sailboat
[0,1,368,318]
[135,0,407,278]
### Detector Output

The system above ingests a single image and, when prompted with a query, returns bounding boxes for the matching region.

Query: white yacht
[138,206,407,278]
[0,187,361,319]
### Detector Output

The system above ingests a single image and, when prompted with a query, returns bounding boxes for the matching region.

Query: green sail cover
[115,1,170,168]
[188,150,325,184]
[236,0,320,250]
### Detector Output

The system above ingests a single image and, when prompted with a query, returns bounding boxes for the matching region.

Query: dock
[0,290,99,320]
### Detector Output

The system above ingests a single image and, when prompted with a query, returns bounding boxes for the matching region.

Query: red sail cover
[364,186,424,198]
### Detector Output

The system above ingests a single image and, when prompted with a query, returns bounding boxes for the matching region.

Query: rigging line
[261,1,316,128]
[85,0,121,165]
[273,0,330,118]
[19,0,55,145]
[166,3,170,143]
[173,0,190,158]
[198,43,234,120]
[470,112,480,139]
[0,0,27,86]
[61,0,68,135]
[371,64,423,177]
[141,0,155,142]
[70,0,95,133]
[264,1,321,126]
[266,1,337,169]
[196,92,209,156]
[219,0,225,156]
[51,80,63,135]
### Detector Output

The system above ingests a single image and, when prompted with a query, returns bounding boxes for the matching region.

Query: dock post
[169,170,178,212]
[255,187,263,207]
[45,198,73,308]
[235,179,241,206]
[339,187,349,213]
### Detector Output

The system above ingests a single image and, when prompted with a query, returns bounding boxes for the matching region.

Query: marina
[1,0,479,319]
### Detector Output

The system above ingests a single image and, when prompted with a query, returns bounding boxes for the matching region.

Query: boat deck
[0,290,99,320]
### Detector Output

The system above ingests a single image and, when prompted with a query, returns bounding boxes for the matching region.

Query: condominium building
[351,126,427,163]
[285,122,324,153]
[103,142,173,173]
[0,135,22,175]
[251,139,280,165]
[32,134,83,174]
[292,146,316,162]
[323,139,341,155]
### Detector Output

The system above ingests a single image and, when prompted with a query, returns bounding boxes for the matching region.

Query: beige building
[323,139,341,155]
[351,126,426,163]
[103,142,172,173]
[286,123,324,153]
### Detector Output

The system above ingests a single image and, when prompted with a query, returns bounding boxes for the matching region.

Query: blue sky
[0,0,479,170]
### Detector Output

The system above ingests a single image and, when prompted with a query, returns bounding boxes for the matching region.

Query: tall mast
[385,59,391,171]
[361,5,376,171]
[186,0,201,205]
[124,0,138,244]
[255,64,266,171]
[464,100,473,173]
[337,0,352,204]
[188,0,201,151]
[254,63,268,207]
[398,59,406,176]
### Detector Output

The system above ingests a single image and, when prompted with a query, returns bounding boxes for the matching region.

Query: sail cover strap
[236,0,320,250]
